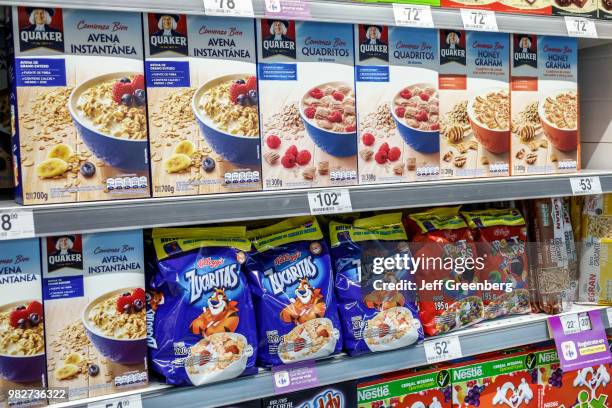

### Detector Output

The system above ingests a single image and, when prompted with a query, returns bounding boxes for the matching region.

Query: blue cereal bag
[246,217,342,367]
[148,227,257,386]
[329,213,423,356]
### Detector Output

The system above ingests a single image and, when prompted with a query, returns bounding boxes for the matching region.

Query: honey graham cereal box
[0,8,13,193]
[144,14,261,197]
[257,19,358,190]
[356,25,440,184]
[511,35,578,175]
[0,239,46,408]
[42,231,148,401]
[8,7,150,205]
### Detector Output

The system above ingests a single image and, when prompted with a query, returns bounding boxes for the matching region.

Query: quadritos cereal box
[263,381,357,408]
[355,25,440,184]
[144,14,261,197]
[0,239,46,408]
[257,19,357,190]
[42,231,148,401]
[0,9,13,192]
[9,7,149,205]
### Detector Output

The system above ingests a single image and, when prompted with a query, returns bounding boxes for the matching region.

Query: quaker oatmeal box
[8,7,149,205]
[257,20,357,190]
[42,231,148,401]
[0,239,46,408]
[144,14,261,197]
[355,25,440,184]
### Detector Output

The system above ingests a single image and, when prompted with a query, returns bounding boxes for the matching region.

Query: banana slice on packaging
[64,352,83,365]
[48,143,74,162]
[164,153,192,173]
[174,140,195,157]
[36,158,69,178]
[54,364,80,380]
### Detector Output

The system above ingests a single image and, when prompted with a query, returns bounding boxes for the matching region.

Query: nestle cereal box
[42,231,148,401]
[356,25,440,184]
[257,19,358,190]
[8,7,150,205]
[144,14,261,197]
[0,8,12,192]
[0,239,46,408]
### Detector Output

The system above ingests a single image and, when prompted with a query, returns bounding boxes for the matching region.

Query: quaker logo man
[149,13,188,56]
[18,7,64,53]
[440,30,465,66]
[513,34,537,69]
[359,24,388,62]
[261,19,296,59]
[46,235,83,272]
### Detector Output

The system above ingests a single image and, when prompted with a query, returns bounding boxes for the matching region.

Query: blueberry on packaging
[246,217,342,366]
[329,213,423,356]
[148,227,257,386]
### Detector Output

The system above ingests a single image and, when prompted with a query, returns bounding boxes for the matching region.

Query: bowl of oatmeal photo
[68,72,148,170]
[538,89,578,152]
[467,88,511,154]
[363,307,422,352]
[0,300,45,382]
[82,288,147,365]
[299,82,357,157]
[185,332,253,385]
[192,74,260,166]
[278,317,340,364]
[390,83,440,154]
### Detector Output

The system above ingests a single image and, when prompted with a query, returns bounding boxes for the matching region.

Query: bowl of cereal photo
[185,332,253,386]
[390,83,440,154]
[538,89,578,152]
[0,301,45,383]
[192,74,260,166]
[82,288,147,365]
[69,72,148,171]
[300,82,357,157]
[364,307,422,352]
[467,88,510,154]
[278,318,340,364]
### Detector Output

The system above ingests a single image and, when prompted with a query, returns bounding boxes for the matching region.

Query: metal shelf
[1,0,612,39]
[47,305,612,408]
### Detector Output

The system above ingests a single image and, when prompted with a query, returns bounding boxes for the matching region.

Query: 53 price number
[570,176,602,196]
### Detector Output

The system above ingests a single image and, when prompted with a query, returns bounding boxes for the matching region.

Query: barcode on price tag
[307,189,352,215]
[203,0,255,17]
[570,176,602,196]
[392,4,434,28]
[424,335,462,364]
[0,209,35,241]
[460,9,498,32]
[88,394,142,408]
[565,16,598,38]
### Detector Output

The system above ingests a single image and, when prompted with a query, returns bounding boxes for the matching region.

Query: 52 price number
[424,335,462,363]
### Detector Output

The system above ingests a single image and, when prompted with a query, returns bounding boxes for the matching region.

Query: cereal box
[442,0,551,13]
[257,20,357,190]
[552,0,598,16]
[600,0,612,18]
[355,25,440,184]
[42,231,148,401]
[0,8,13,193]
[263,381,357,408]
[0,239,46,408]
[144,14,261,197]
[8,7,150,205]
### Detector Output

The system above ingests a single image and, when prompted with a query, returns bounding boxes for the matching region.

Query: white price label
[578,312,592,331]
[424,335,462,364]
[88,394,142,408]
[0,209,35,241]
[565,16,598,38]
[570,176,602,196]
[560,314,581,335]
[307,189,352,215]
[392,4,434,28]
[203,0,255,17]
[460,9,498,32]
[607,308,612,327]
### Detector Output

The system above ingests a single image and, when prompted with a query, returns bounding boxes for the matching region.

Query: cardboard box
[8,7,150,205]
[263,381,357,408]
[257,19,358,190]
[42,231,148,401]
[144,14,261,197]
[356,25,440,184]
[552,0,598,16]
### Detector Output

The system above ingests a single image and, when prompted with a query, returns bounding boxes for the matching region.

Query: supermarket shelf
[1,0,612,39]
[0,170,611,237]
[48,305,612,408]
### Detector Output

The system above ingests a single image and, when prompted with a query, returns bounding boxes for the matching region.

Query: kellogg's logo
[298,390,343,408]
[18,7,64,53]
[513,34,537,69]
[261,19,296,60]
[440,30,465,66]
[46,235,83,273]
[358,24,388,62]
[274,251,301,266]
[197,256,225,269]
[148,13,188,56]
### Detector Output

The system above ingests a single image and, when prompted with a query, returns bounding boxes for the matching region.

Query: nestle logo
[274,252,301,266]
[197,257,224,269]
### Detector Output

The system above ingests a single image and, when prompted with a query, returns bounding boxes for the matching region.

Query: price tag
[460,9,498,32]
[570,176,602,196]
[203,0,255,17]
[88,394,142,408]
[606,307,612,327]
[0,209,35,241]
[578,312,592,332]
[565,16,598,38]
[307,189,352,215]
[424,335,462,364]
[560,313,581,335]
[392,4,434,28]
